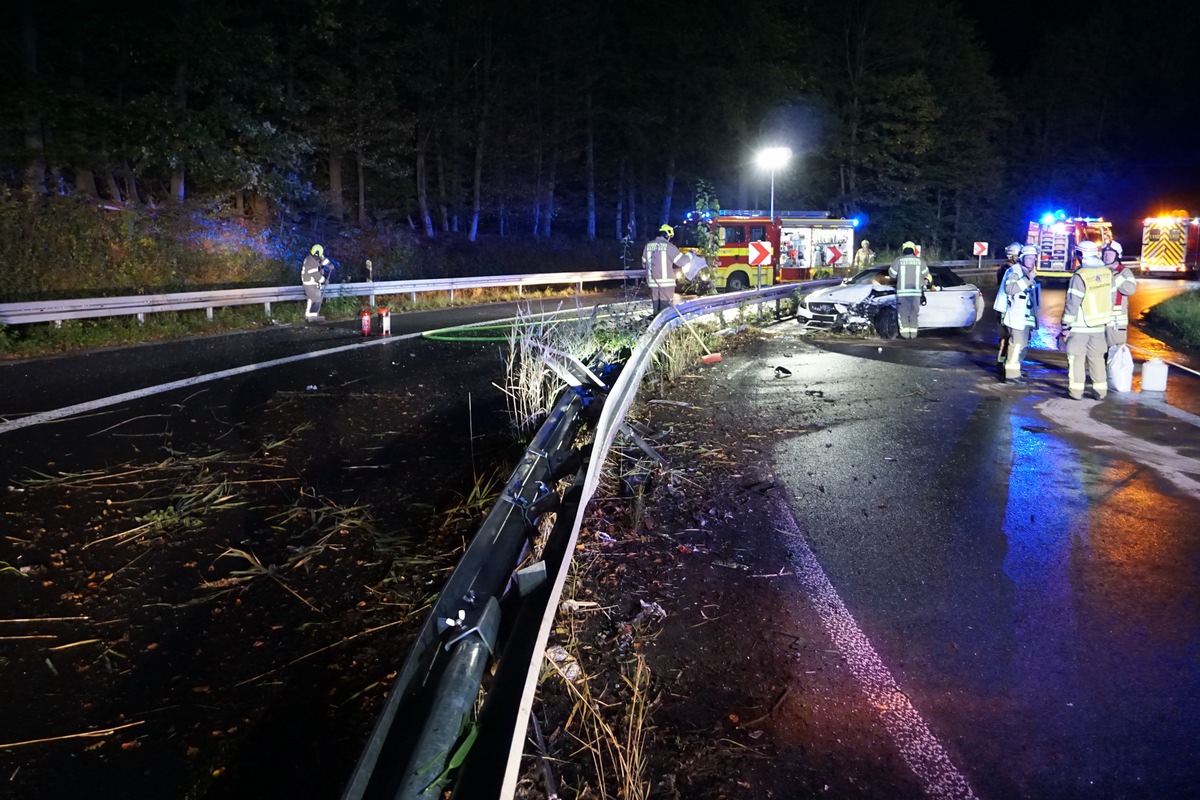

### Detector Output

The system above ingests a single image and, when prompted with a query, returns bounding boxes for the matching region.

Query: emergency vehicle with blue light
[1139,212,1200,277]
[673,210,858,291]
[1025,210,1113,279]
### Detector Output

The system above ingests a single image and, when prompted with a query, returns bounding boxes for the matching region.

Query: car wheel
[875,306,899,339]
[726,272,750,292]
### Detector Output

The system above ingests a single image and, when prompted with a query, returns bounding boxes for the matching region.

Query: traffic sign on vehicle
[973,241,988,256]
[824,245,843,265]
[748,241,773,266]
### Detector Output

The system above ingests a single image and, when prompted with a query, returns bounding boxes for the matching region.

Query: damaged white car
[796,265,985,338]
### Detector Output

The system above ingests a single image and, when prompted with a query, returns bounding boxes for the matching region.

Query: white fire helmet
[1005,242,1022,257]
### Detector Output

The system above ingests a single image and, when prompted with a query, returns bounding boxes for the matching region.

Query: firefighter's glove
[920,292,927,306]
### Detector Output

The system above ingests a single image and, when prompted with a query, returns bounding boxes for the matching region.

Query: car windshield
[847,268,891,285]
[929,266,966,288]
[671,222,704,249]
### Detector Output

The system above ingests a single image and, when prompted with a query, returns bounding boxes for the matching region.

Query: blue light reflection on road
[999,404,1094,787]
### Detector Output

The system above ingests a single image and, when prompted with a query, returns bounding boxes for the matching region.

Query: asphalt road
[750,306,1200,798]
[3,282,1199,799]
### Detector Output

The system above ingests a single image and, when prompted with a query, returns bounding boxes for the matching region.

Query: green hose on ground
[422,322,515,342]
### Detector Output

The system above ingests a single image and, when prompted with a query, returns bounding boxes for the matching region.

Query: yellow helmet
[901,240,917,252]
[310,244,325,258]
[658,224,674,239]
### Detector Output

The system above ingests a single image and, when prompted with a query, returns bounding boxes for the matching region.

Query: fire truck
[1139,212,1200,276]
[675,210,857,291]
[1025,211,1113,279]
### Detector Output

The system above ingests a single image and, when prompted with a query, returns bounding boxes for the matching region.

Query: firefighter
[853,239,875,271]
[887,241,930,339]
[1000,245,1041,383]
[301,244,330,321]
[642,224,686,315]
[1102,241,1138,347]
[994,242,1023,363]
[1059,240,1112,400]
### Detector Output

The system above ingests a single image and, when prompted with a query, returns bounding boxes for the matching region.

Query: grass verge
[0,285,601,360]
[1144,289,1200,348]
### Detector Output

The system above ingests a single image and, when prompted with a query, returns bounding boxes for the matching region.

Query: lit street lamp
[755,146,791,288]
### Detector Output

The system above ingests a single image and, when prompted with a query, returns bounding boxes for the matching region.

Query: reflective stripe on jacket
[887,255,929,296]
[1062,266,1113,330]
[1001,266,1039,330]
[1110,267,1137,328]
[301,254,327,286]
[642,237,682,287]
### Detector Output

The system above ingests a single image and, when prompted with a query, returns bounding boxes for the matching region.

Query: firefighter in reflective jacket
[642,224,686,314]
[1060,240,1112,400]
[1000,245,1041,383]
[994,242,1023,363]
[1102,241,1137,348]
[301,244,330,321]
[887,240,930,339]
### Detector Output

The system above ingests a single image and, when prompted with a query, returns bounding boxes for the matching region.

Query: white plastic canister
[1141,358,1169,392]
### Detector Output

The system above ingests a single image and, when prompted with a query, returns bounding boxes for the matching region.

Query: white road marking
[775,501,979,800]
[0,333,423,436]
[0,304,632,437]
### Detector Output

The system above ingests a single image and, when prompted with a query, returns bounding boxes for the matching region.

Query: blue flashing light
[850,216,862,228]
[1040,212,1056,225]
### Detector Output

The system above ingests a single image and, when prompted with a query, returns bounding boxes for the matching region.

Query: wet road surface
[745,315,1200,798]
[4,284,1198,798]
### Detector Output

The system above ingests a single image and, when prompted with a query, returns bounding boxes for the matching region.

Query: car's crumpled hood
[807,282,892,306]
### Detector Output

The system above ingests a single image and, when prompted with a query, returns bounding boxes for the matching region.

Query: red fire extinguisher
[360,308,372,336]
[379,307,391,336]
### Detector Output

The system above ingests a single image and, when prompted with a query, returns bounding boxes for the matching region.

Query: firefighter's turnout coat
[999,265,1040,380]
[887,253,930,339]
[301,253,329,317]
[1107,265,1138,346]
[1062,263,1113,399]
[642,235,684,310]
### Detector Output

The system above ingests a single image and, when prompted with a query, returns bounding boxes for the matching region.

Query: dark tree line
[2,0,1196,253]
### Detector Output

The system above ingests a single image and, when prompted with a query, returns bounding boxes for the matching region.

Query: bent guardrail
[341,281,820,799]
[0,260,1011,329]
[0,270,645,327]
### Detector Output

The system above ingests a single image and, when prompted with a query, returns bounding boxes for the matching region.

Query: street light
[756,146,792,221]
[755,146,791,288]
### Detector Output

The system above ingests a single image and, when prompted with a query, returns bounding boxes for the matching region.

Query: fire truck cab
[1140,213,1200,277]
[1026,211,1113,279]
[676,210,857,291]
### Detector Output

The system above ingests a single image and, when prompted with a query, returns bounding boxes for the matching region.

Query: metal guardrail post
[340,386,589,800]
[395,597,501,799]
[338,279,832,799]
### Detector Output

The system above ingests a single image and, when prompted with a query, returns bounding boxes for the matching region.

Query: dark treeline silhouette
[1,0,1196,254]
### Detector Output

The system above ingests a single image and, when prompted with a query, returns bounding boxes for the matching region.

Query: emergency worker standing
[887,240,930,339]
[642,224,686,314]
[994,242,1023,363]
[1000,245,1041,383]
[1103,241,1137,347]
[1060,240,1112,400]
[301,244,330,321]
[853,240,875,271]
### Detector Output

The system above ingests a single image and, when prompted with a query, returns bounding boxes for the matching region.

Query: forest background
[1,0,1197,300]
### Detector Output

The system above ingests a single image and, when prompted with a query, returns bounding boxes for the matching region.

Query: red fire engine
[675,210,858,291]
[1025,211,1113,279]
